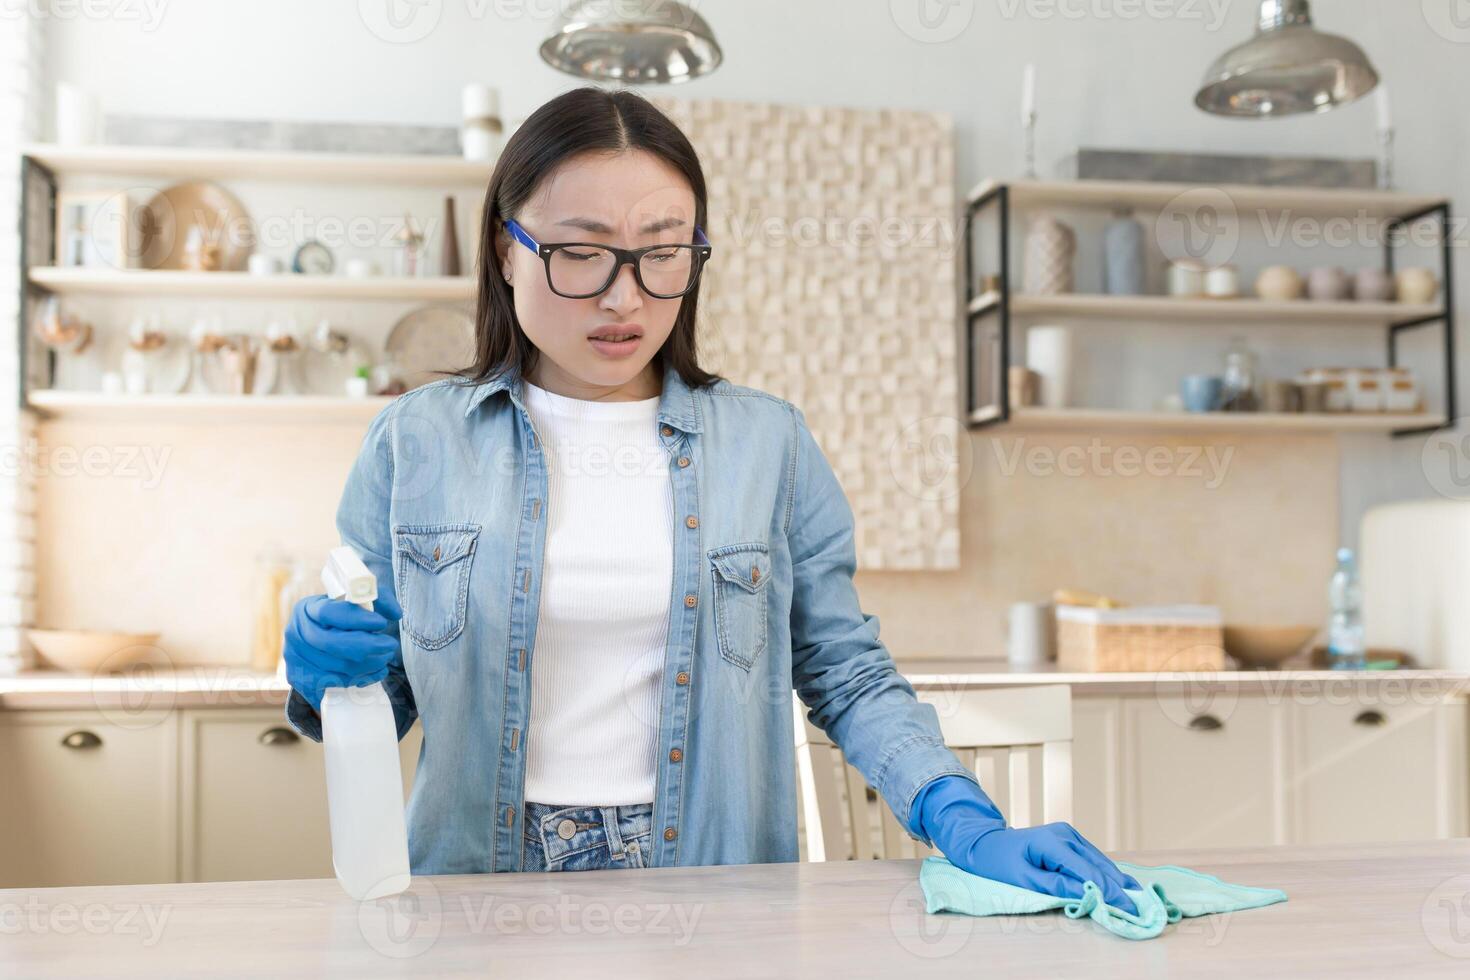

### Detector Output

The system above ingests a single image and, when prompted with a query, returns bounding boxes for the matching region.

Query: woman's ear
[491,223,513,284]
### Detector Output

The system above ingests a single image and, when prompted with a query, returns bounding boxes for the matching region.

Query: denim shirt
[286,357,977,874]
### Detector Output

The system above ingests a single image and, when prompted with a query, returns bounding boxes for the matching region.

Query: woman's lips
[588,335,642,357]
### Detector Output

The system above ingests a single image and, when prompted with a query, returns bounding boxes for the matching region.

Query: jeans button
[557,818,576,840]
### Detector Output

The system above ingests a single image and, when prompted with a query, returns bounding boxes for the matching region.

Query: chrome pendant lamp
[1195,0,1379,118]
[540,1,722,84]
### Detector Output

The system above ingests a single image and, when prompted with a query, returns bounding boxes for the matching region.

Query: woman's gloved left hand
[910,774,1142,916]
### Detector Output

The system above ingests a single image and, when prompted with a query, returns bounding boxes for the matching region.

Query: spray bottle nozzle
[322,545,376,610]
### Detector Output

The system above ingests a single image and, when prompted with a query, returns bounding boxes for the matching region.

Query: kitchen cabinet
[179,711,423,883]
[0,710,178,887]
[1290,695,1469,844]
[1069,696,1122,850]
[1121,695,1288,849]
[179,709,333,882]
[1,706,425,888]
[1,679,1465,887]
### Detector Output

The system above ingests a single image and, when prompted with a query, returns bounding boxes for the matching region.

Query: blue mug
[1181,375,1223,413]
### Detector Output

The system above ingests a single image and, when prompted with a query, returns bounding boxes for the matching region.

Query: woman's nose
[598,262,644,313]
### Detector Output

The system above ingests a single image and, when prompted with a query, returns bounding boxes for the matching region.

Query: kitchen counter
[3,659,1468,708]
[2,839,1466,977]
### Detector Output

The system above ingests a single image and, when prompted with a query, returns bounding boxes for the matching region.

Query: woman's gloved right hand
[283,592,403,712]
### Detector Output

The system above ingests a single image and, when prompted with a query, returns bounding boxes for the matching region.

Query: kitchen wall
[37,0,1468,662]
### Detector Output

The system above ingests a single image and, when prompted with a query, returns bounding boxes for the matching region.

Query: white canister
[461,83,503,162]
[1025,325,1074,409]
[55,82,100,146]
[1347,369,1385,412]
[247,254,281,276]
[1204,264,1241,299]
[1167,260,1208,298]
[1008,601,1054,668]
[1384,369,1420,413]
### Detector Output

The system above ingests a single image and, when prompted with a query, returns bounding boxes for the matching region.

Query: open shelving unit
[27,266,474,301]
[17,142,492,415]
[962,178,1457,438]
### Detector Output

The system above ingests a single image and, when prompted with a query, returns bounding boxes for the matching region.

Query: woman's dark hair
[454,86,725,391]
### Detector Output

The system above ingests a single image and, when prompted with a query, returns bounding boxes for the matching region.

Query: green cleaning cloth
[919,855,1287,941]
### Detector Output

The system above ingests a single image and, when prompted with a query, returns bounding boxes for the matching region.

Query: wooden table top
[3,839,1468,977]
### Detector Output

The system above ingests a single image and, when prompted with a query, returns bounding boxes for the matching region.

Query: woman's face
[498,148,699,401]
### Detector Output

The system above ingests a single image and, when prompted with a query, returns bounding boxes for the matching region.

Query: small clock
[292,240,334,275]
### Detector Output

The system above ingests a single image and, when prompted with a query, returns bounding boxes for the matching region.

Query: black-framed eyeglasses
[503,218,713,299]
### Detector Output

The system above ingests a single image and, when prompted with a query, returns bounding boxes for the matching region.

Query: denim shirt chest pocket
[394,523,481,650]
[708,542,772,671]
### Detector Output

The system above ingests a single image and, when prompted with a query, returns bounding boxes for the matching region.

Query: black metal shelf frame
[961,182,1458,438]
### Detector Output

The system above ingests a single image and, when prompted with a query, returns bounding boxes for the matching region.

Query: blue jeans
[520,801,654,872]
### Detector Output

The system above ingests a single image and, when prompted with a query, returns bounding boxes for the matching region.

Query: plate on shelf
[137,181,255,271]
[384,304,476,390]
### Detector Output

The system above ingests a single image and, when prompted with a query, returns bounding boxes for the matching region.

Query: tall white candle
[1375,85,1391,131]
[1021,64,1037,123]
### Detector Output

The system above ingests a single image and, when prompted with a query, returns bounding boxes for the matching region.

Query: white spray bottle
[320,545,412,900]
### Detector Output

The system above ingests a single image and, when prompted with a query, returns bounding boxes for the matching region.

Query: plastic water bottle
[320,546,411,900]
[1327,547,1366,670]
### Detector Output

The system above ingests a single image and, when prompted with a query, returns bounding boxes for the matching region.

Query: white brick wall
[0,10,43,673]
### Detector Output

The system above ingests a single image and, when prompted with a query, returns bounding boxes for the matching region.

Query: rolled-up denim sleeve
[284,401,418,743]
[785,405,978,844]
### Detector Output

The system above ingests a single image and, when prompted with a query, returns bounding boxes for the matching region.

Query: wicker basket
[1056,604,1224,672]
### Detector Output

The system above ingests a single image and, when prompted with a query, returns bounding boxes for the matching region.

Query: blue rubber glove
[909,774,1143,916]
[282,592,403,712]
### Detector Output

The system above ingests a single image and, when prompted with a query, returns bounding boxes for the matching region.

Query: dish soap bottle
[320,545,411,900]
[1327,547,1366,670]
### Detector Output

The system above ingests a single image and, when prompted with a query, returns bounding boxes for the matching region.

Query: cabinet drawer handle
[258,727,300,746]
[1188,714,1224,732]
[1353,709,1387,728]
[60,730,102,750]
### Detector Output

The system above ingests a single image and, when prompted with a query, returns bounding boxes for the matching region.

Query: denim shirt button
[557,819,577,840]
[677,456,691,468]
[684,593,697,607]
[685,515,698,529]
[675,671,689,685]
[663,827,678,841]
[661,425,674,437]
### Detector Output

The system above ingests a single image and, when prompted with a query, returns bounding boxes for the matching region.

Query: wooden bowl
[1222,625,1317,669]
[26,629,161,674]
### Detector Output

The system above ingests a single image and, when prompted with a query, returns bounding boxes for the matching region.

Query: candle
[1375,85,1391,131]
[1021,63,1036,123]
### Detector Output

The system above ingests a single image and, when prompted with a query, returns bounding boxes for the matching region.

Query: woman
[282,86,1140,912]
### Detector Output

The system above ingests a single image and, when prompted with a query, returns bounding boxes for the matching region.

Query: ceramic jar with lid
[1396,267,1440,305]
[1307,266,1353,302]
[1256,265,1304,301]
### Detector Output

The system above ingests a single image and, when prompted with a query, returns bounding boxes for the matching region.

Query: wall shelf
[19,142,494,186]
[27,390,398,424]
[961,178,1457,438]
[965,177,1447,220]
[28,267,474,302]
[972,292,1443,327]
[984,406,1446,434]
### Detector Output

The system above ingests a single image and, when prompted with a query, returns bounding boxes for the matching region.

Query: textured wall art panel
[651,96,961,570]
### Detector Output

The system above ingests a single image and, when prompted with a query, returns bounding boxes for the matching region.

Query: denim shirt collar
[461,357,704,433]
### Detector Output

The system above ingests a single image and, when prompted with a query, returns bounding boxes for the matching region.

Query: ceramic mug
[1181,374,1223,413]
